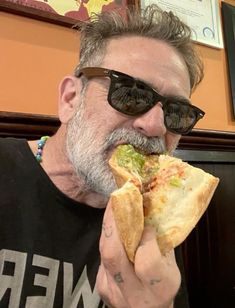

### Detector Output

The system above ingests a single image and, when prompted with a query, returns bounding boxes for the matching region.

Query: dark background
[1,111,235,308]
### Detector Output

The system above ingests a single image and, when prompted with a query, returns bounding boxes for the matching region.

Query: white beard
[66,98,167,197]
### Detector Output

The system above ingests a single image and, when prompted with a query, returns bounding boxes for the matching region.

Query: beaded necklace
[35,136,50,163]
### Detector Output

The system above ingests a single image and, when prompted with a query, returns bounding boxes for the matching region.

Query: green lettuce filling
[169,176,182,187]
[116,144,159,182]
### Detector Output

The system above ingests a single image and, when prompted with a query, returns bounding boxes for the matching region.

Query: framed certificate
[141,0,224,49]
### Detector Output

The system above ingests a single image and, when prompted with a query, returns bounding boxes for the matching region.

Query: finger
[100,199,126,264]
[139,227,178,268]
[100,200,144,303]
[134,226,164,284]
[135,227,181,295]
[96,264,110,305]
[96,263,125,308]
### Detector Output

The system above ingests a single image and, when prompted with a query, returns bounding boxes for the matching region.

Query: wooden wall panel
[180,162,235,307]
[0,111,235,307]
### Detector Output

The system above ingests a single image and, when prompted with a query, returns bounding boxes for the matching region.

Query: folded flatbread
[109,144,219,262]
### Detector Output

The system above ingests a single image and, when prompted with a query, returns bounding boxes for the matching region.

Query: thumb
[139,225,157,245]
[135,225,162,262]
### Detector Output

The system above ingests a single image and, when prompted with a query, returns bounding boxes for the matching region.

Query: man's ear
[58,76,82,124]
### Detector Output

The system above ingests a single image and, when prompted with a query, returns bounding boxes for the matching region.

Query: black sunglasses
[75,67,205,135]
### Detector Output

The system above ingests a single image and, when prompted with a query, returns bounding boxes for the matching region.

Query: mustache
[103,128,166,155]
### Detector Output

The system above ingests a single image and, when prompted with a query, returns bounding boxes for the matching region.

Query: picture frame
[0,0,138,28]
[222,2,235,119]
[140,0,223,49]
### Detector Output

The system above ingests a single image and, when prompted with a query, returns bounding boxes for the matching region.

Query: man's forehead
[104,35,176,53]
[102,36,188,75]
[102,36,191,97]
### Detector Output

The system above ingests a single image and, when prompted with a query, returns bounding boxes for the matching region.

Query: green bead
[41,136,50,142]
[35,136,50,163]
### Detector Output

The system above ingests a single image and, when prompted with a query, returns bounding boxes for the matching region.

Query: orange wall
[1,0,235,132]
[1,12,79,115]
[192,0,235,132]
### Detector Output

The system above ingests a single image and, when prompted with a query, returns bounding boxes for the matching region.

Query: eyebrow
[135,76,191,105]
[165,95,191,104]
[134,75,158,91]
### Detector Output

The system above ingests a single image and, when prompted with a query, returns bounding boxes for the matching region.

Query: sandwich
[109,144,219,262]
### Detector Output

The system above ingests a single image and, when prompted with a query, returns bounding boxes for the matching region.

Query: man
[0,5,204,308]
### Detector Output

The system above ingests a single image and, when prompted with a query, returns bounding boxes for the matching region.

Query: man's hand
[96,200,181,308]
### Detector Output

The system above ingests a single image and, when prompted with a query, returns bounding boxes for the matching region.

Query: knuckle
[96,266,106,295]
[171,266,181,292]
[96,274,127,308]
[135,249,161,280]
[135,259,154,281]
[100,248,122,273]
[96,279,105,297]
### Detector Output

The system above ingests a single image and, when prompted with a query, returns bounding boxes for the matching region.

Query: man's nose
[132,103,167,137]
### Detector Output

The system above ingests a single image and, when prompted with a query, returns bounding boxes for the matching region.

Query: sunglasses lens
[108,77,155,115]
[163,101,199,134]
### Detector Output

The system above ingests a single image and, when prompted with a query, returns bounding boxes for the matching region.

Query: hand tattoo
[114,272,124,284]
[102,222,113,238]
[150,278,161,285]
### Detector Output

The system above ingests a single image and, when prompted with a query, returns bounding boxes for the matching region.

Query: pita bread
[109,145,219,261]
[143,155,219,254]
[110,181,144,262]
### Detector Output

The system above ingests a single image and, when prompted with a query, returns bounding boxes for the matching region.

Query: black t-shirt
[0,138,105,308]
[0,138,189,308]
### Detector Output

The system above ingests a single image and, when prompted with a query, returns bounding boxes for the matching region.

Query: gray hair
[75,4,204,92]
